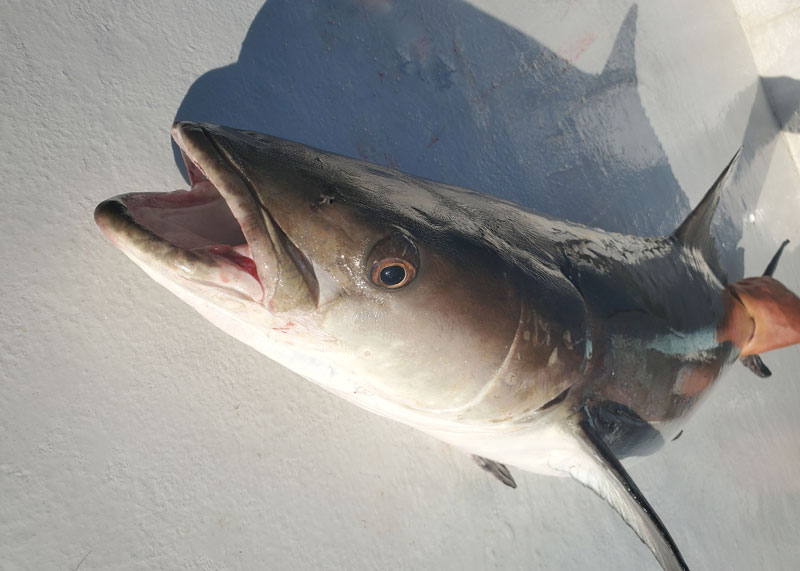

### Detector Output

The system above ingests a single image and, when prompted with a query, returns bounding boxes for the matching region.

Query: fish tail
[727,275,800,356]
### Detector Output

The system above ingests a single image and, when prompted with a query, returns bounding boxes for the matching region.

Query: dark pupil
[380,265,406,286]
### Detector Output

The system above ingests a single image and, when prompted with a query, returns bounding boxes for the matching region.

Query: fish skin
[95,122,800,571]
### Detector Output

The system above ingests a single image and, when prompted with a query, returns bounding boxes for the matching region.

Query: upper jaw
[95,121,325,313]
[179,122,321,313]
[170,121,280,300]
[94,122,279,304]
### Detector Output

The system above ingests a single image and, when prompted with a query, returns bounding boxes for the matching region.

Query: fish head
[95,122,533,416]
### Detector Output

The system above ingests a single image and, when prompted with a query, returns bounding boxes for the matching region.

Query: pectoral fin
[554,411,689,571]
[472,455,517,488]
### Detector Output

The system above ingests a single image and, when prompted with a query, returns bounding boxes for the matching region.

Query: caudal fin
[729,275,800,356]
[733,240,794,374]
[720,240,800,359]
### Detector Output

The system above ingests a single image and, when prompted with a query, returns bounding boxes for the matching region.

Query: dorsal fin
[672,149,742,282]
[673,148,741,248]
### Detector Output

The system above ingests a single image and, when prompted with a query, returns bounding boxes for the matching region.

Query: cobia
[95,122,800,570]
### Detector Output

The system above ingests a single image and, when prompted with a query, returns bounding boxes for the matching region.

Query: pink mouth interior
[123,150,261,285]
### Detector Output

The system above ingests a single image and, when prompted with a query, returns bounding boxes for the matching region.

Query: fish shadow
[762,75,800,132]
[716,73,799,278]
[175,0,788,279]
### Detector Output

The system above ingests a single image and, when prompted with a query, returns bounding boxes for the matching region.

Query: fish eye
[366,233,419,290]
[372,258,415,288]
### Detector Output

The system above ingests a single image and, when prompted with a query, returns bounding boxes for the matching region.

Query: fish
[95,122,800,571]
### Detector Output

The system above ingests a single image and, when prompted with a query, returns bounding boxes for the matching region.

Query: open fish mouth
[94,122,315,306]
